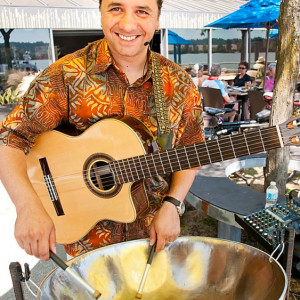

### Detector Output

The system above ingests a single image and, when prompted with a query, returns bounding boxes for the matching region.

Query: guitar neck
[110,125,282,184]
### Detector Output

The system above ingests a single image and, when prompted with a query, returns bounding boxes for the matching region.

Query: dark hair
[239,61,249,70]
[99,0,164,15]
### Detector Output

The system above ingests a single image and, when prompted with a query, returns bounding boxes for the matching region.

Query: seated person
[265,63,276,92]
[233,61,253,120]
[233,61,253,87]
[202,64,238,122]
[253,56,265,88]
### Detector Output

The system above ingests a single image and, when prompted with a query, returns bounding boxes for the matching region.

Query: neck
[111,49,149,84]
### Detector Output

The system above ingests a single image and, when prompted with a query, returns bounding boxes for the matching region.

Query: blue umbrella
[205,0,281,90]
[168,30,192,45]
[168,30,192,65]
[206,0,280,29]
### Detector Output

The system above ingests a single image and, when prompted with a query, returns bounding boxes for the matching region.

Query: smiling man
[0,0,204,260]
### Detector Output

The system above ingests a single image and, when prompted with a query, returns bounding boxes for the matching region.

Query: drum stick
[135,241,157,299]
[49,251,101,299]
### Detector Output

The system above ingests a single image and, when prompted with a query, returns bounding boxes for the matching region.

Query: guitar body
[26,116,154,244]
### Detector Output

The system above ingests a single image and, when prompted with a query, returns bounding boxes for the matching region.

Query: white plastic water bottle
[265,181,278,208]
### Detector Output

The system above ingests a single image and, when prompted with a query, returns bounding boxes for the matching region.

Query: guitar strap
[152,52,173,151]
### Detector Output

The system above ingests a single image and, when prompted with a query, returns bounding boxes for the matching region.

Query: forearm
[0,145,42,212]
[167,169,197,201]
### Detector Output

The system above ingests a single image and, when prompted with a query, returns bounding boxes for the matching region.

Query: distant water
[15,53,277,72]
[30,59,52,71]
[170,52,276,70]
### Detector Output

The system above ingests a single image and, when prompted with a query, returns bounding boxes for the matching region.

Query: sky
[1,29,50,43]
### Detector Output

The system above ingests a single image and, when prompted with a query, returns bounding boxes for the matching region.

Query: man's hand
[15,203,56,261]
[149,201,180,252]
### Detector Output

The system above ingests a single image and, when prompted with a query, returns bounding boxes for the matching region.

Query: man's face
[101,0,160,60]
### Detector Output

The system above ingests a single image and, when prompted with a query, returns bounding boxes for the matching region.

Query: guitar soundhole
[83,154,121,198]
[90,161,114,190]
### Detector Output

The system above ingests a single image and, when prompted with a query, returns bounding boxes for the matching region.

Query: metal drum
[38,237,287,300]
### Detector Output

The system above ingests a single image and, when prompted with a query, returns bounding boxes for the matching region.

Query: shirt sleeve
[174,80,205,148]
[0,63,69,154]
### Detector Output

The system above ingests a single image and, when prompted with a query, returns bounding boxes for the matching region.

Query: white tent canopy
[0,0,246,29]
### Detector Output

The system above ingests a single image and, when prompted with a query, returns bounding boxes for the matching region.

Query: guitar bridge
[39,158,65,216]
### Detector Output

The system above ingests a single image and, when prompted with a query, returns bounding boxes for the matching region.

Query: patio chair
[248,90,267,120]
[200,86,236,125]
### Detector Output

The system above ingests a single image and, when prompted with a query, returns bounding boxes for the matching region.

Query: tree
[0,29,14,70]
[264,0,300,194]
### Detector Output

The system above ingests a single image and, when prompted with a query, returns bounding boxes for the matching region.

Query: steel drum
[38,237,287,300]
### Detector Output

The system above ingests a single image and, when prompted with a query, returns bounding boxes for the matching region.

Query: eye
[137,9,149,15]
[109,7,121,12]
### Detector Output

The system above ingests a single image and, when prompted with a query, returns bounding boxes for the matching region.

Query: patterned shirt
[0,39,204,256]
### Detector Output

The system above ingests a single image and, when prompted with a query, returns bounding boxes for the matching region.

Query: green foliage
[0,87,20,104]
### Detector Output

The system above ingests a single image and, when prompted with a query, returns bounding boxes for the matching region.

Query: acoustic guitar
[26,116,300,244]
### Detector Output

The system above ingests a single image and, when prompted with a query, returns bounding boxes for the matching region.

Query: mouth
[117,33,139,42]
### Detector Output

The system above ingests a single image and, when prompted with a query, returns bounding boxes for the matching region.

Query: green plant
[0,88,20,104]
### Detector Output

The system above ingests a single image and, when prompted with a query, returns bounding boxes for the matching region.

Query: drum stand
[9,262,30,300]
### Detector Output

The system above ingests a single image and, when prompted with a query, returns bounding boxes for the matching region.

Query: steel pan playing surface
[38,237,287,300]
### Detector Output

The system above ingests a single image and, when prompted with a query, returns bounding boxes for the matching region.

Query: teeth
[118,34,137,41]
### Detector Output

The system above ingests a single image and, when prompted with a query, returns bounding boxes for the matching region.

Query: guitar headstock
[279,116,300,146]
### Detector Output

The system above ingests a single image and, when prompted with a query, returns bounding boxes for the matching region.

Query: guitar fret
[247,130,264,153]
[243,133,250,155]
[206,140,222,163]
[122,159,130,182]
[184,147,191,169]
[231,135,249,157]
[259,130,266,151]
[131,157,140,181]
[216,139,223,161]
[110,162,119,184]
[137,156,145,178]
[151,153,159,176]
[144,155,152,177]
[204,142,212,164]
[229,135,237,158]
[158,152,166,174]
[193,144,201,166]
[166,150,174,172]
[116,161,125,183]
[218,136,234,161]
[175,150,182,170]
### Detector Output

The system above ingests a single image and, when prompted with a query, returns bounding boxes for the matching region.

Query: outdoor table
[186,147,300,242]
[228,87,248,120]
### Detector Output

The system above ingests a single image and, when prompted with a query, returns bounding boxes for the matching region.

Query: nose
[118,12,136,32]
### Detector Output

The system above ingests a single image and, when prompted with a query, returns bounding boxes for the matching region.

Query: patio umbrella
[168,30,192,65]
[205,0,281,90]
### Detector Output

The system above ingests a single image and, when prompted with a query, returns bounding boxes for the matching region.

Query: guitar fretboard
[110,126,282,184]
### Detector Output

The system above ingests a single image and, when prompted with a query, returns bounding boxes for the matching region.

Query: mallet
[135,241,157,299]
[50,251,101,299]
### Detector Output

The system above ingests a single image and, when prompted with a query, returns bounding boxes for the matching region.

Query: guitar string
[51,126,279,182]
[52,126,283,186]
[49,125,289,188]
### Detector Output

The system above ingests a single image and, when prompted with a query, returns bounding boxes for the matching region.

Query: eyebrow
[107,2,153,12]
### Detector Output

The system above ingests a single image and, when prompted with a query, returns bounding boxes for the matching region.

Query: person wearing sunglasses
[233,61,253,88]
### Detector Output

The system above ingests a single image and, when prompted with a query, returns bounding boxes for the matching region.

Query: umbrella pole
[263,25,270,92]
[248,29,251,66]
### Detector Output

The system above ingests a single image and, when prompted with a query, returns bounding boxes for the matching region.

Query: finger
[155,235,166,252]
[49,228,56,255]
[149,225,157,246]
[23,242,33,256]
[39,236,51,261]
